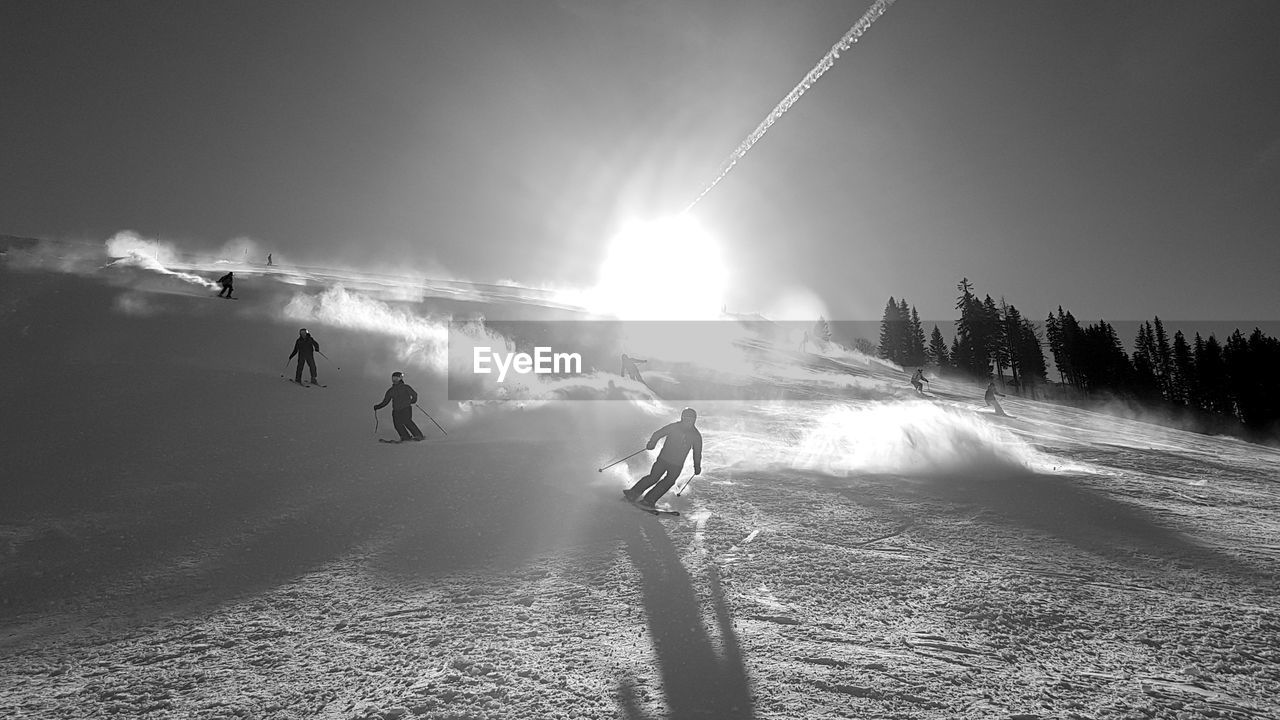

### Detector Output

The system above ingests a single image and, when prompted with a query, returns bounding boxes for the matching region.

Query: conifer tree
[878,297,904,364]
[1245,328,1280,432]
[953,279,987,377]
[1153,317,1174,401]
[812,316,832,350]
[1075,319,1129,394]
[1131,322,1161,402]
[1224,330,1251,423]
[1049,308,1085,391]
[907,306,927,367]
[1223,328,1280,430]
[1017,318,1049,390]
[1045,311,1065,383]
[984,295,1007,382]
[927,325,951,369]
[898,299,913,363]
[995,303,1046,395]
[1001,301,1023,388]
[1195,334,1231,415]
[1170,330,1195,407]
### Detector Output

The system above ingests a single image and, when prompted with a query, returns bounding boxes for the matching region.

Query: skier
[985,381,1006,416]
[216,272,234,298]
[623,407,703,508]
[267,253,273,266]
[911,368,929,394]
[620,354,646,383]
[288,328,320,385]
[373,371,424,442]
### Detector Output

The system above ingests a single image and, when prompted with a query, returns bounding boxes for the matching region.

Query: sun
[588,215,729,321]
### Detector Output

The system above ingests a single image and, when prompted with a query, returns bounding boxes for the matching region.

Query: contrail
[685,0,898,212]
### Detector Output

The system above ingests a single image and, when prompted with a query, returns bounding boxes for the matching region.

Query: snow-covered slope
[2,255,1277,720]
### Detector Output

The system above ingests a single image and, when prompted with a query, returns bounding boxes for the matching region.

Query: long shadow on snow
[615,521,755,720]
[0,433,633,637]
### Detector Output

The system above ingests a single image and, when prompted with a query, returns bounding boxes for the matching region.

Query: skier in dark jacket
[373,371,424,442]
[623,407,703,508]
[217,272,234,298]
[288,328,320,385]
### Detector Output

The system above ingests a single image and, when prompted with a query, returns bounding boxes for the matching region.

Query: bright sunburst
[588,216,728,321]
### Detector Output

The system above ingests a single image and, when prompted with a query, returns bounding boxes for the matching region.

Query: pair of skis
[622,495,680,517]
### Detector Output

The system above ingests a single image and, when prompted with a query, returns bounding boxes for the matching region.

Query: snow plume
[446,319,531,400]
[796,403,1050,475]
[719,401,1056,478]
[103,232,219,289]
[282,286,448,372]
[685,0,898,210]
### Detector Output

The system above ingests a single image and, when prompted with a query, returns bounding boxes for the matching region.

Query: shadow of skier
[616,521,754,720]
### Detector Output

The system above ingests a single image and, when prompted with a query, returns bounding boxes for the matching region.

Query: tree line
[876,278,1280,440]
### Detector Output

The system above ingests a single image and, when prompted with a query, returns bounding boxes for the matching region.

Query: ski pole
[373,408,380,435]
[597,447,647,473]
[414,403,447,436]
[675,474,698,497]
[279,358,290,377]
[317,350,341,370]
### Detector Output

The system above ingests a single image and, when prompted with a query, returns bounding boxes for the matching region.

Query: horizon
[5,233,1278,358]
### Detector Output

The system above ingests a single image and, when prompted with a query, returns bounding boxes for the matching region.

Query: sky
[3,0,1279,324]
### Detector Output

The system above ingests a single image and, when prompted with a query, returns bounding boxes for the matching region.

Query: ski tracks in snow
[661,466,1280,720]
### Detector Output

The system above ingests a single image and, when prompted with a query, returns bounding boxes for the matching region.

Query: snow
[2,255,1278,720]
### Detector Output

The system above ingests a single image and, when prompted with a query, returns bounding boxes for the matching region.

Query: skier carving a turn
[623,407,703,509]
[373,371,425,442]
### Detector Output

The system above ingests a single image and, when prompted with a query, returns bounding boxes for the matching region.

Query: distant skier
[288,328,320,385]
[267,253,273,266]
[373,371,424,442]
[623,407,703,508]
[620,354,646,383]
[216,272,234,298]
[985,381,1007,416]
[911,368,929,394]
